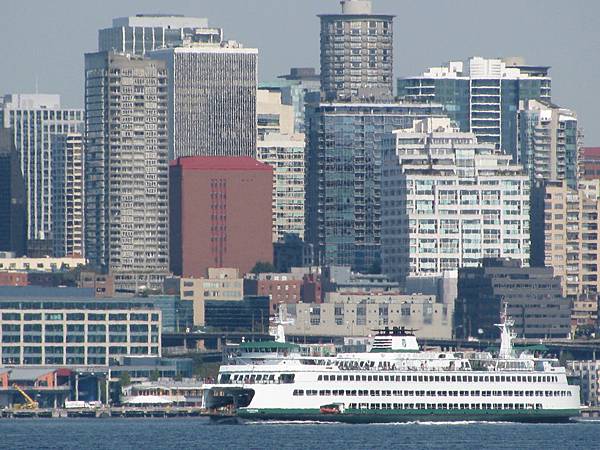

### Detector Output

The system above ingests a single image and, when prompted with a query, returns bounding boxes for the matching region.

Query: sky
[1,0,599,143]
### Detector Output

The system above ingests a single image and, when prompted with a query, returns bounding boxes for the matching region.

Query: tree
[251,261,276,274]
[118,371,131,387]
[149,370,160,382]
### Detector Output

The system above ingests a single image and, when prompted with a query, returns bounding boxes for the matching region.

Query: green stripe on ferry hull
[237,408,580,424]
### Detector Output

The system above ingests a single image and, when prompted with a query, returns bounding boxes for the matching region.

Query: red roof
[170,156,272,171]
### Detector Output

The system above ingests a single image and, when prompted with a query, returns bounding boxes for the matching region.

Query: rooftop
[171,156,272,172]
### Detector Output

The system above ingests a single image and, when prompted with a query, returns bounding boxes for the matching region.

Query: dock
[0,406,235,419]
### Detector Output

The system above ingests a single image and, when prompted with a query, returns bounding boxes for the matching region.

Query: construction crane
[12,383,39,409]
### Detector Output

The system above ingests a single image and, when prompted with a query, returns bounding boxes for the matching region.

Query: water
[0,418,599,449]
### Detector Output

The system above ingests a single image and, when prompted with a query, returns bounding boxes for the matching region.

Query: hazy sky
[2,0,599,142]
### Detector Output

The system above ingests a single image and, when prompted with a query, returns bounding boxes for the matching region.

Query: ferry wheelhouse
[205,318,580,423]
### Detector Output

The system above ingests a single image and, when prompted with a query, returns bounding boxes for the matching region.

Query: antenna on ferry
[495,303,515,359]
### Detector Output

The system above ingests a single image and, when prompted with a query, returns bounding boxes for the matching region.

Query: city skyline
[1,0,598,143]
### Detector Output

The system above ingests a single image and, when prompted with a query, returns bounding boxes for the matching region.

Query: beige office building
[283,292,453,339]
[176,268,244,326]
[531,179,600,300]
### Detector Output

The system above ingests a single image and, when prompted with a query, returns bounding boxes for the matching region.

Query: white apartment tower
[0,94,83,255]
[382,118,530,282]
[51,133,84,257]
[84,52,169,291]
[257,133,306,241]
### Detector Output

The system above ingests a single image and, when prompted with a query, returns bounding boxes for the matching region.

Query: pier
[0,406,234,419]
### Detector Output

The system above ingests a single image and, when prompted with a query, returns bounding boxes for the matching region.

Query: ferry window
[318,375,322,381]
[349,375,354,381]
[343,375,348,381]
[501,376,506,382]
[434,376,439,382]
[337,375,342,381]
[319,390,326,396]
[379,376,384,381]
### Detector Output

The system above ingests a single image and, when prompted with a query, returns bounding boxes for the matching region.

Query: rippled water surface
[0,418,599,449]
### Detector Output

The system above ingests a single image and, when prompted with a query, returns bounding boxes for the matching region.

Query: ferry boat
[205,314,580,423]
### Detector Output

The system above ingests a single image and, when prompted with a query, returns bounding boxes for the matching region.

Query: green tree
[149,370,160,382]
[119,371,131,387]
[251,261,277,274]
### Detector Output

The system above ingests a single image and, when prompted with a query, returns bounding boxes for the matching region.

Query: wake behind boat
[204,310,580,423]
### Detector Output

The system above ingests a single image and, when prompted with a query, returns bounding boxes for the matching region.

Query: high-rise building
[51,133,84,257]
[456,258,571,339]
[169,157,273,278]
[397,57,551,159]
[257,132,306,241]
[149,38,257,159]
[319,0,394,101]
[98,14,209,55]
[381,118,530,283]
[1,94,83,255]
[84,52,169,291]
[277,68,321,133]
[531,179,600,301]
[579,147,600,180]
[518,99,581,188]
[305,101,445,272]
[0,128,26,256]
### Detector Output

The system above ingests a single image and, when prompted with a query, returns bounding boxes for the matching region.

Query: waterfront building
[204,295,270,332]
[84,52,169,292]
[98,14,209,55]
[167,268,244,326]
[0,128,26,256]
[321,265,400,294]
[319,0,394,101]
[169,157,273,278]
[51,133,84,257]
[122,379,206,406]
[244,272,303,314]
[305,101,445,272]
[530,179,600,301]
[567,360,600,406]
[381,117,530,283]
[283,292,452,338]
[257,133,305,241]
[455,258,571,339]
[1,94,83,255]
[579,147,600,180]
[149,38,257,159]
[0,286,162,366]
[397,56,551,160]
[518,99,581,188]
[276,68,321,133]
[0,254,86,273]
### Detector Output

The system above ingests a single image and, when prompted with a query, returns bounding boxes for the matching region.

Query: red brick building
[0,272,28,286]
[170,157,273,278]
[580,147,600,179]
[244,274,303,313]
